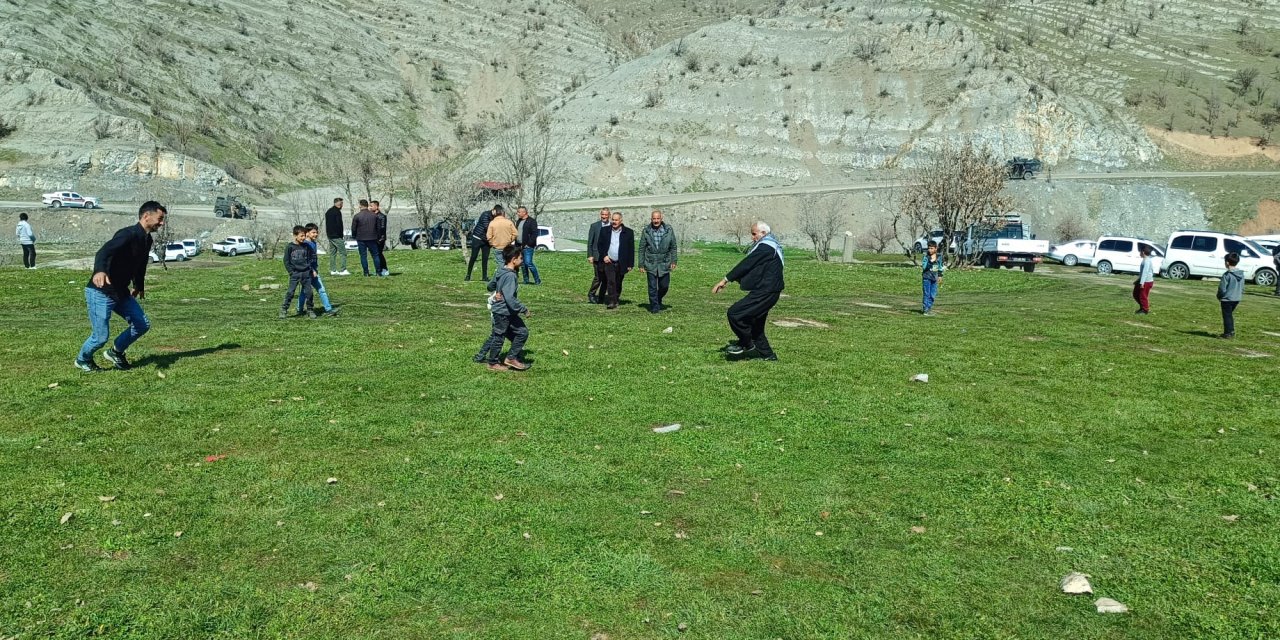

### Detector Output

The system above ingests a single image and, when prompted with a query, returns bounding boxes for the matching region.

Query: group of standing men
[465,204,542,286]
[586,208,679,313]
[323,197,389,278]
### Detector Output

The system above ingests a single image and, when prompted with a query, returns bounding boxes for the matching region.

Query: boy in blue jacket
[1217,252,1244,339]
[474,246,531,371]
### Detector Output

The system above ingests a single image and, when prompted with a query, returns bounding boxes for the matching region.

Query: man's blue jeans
[521,247,541,284]
[79,287,150,362]
[357,240,383,276]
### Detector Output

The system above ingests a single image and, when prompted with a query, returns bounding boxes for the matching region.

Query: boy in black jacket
[280,226,316,319]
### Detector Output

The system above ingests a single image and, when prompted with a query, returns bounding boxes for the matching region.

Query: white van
[1162,230,1278,286]
[1092,236,1163,276]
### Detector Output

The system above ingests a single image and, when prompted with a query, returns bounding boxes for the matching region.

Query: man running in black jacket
[324,197,349,275]
[75,201,167,372]
[712,221,784,361]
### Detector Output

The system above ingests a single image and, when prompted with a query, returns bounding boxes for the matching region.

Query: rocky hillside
[524,1,1163,198]
[0,0,619,198]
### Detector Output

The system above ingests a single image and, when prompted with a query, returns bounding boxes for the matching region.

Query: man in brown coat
[486,206,518,275]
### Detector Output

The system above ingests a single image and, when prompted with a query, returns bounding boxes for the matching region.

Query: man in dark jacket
[466,204,500,281]
[75,201,167,372]
[594,211,634,309]
[324,197,348,275]
[585,208,610,303]
[515,206,542,285]
[713,221,784,361]
[372,200,389,276]
[638,209,677,313]
[351,199,383,277]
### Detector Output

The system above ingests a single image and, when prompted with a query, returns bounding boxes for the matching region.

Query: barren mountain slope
[529,1,1162,198]
[0,0,618,196]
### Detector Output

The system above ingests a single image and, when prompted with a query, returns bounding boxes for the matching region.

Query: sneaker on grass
[504,357,530,371]
[74,358,104,373]
[103,348,132,370]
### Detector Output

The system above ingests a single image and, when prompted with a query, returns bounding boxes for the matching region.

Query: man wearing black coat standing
[371,200,389,276]
[712,221,784,361]
[585,208,610,303]
[324,197,349,275]
[466,204,500,282]
[594,211,634,309]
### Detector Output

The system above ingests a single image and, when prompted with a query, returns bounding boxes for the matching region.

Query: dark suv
[400,220,474,249]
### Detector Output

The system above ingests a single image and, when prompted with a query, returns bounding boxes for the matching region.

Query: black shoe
[103,348,132,370]
[588,295,598,304]
[74,358,104,373]
[473,352,487,363]
[649,306,660,314]
[725,344,747,356]
[760,354,779,361]
[323,308,339,317]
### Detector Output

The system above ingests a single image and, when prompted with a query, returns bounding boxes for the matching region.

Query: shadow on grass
[135,343,241,370]
[1177,330,1223,339]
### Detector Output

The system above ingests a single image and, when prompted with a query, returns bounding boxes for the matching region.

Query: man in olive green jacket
[638,210,678,313]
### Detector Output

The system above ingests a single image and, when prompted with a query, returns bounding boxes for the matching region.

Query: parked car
[1092,236,1163,276]
[912,229,960,253]
[42,190,100,209]
[959,216,1049,272]
[1162,230,1278,286]
[1047,239,1097,267]
[150,243,189,262]
[400,220,473,249]
[180,239,201,257]
[211,236,258,256]
[1246,234,1280,257]
[535,225,555,251]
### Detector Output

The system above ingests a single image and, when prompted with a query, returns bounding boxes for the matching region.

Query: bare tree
[897,139,1014,266]
[857,216,898,253]
[496,112,569,218]
[1053,215,1088,242]
[717,209,755,250]
[797,195,843,261]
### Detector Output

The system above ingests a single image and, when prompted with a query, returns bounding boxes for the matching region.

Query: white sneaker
[338,270,351,276]
[330,271,338,276]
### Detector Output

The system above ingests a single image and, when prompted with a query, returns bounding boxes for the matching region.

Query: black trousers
[646,271,669,308]
[1221,300,1238,336]
[282,274,314,311]
[466,238,490,281]
[21,244,35,268]
[589,259,606,298]
[602,262,627,306]
[727,290,780,357]
[479,313,529,362]
[377,240,388,273]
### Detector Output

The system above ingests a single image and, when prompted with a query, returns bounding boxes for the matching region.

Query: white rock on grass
[910,373,929,383]
[1095,597,1128,614]
[1060,572,1093,594]
[652,424,681,434]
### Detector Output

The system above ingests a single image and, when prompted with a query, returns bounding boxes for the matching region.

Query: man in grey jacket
[16,213,36,269]
[585,208,610,303]
[474,246,531,371]
[638,210,677,313]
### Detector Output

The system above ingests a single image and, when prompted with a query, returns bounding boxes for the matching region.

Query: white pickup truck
[961,218,1050,272]
[211,236,258,256]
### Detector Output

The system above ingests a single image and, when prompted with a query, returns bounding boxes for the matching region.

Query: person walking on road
[351,199,383,277]
[16,213,36,269]
[712,221,784,361]
[586,208,610,303]
[466,204,500,281]
[594,211,634,309]
[324,197,349,275]
[75,201,167,372]
[515,206,542,285]
[638,210,677,313]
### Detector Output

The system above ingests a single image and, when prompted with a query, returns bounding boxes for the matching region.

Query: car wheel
[412,238,422,250]
[1254,267,1277,287]
[535,245,548,252]
[1062,254,1078,266]
[1096,260,1112,275]
[1023,170,1035,180]
[52,200,62,208]
[1166,262,1189,280]
[229,248,237,257]
[1022,263,1035,273]
[913,242,924,253]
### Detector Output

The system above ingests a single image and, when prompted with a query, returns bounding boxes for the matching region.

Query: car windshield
[1246,240,1269,255]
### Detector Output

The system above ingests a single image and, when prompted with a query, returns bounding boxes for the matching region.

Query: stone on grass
[910,373,929,383]
[653,423,681,434]
[663,326,673,334]
[1095,597,1128,614]
[60,512,73,525]
[1060,572,1093,594]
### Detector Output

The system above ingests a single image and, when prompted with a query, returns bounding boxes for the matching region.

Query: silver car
[1046,239,1096,267]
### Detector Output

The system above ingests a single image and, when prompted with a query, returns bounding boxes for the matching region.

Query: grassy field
[1,247,1277,639]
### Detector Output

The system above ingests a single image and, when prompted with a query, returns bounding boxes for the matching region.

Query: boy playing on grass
[473,246,531,371]
[1217,252,1243,339]
[298,224,338,317]
[1133,244,1154,315]
[921,240,944,316]
[280,226,316,319]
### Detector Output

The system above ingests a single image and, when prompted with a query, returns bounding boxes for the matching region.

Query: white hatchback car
[1047,239,1096,267]
[181,239,200,257]
[1162,230,1278,286]
[150,243,189,262]
[1092,237,1163,276]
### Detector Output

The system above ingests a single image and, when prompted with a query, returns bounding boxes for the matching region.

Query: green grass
[1,248,1278,638]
